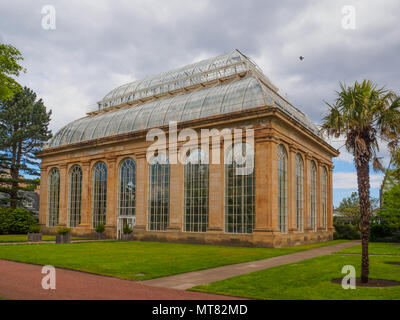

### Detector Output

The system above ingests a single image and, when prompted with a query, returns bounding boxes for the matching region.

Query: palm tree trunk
[356,157,371,283]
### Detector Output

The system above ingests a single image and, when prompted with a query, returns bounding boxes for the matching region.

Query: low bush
[370,223,392,242]
[123,224,133,235]
[333,223,360,240]
[28,224,41,233]
[0,208,37,234]
[57,227,71,235]
[95,224,105,233]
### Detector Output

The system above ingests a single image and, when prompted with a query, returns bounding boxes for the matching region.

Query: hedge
[0,208,37,234]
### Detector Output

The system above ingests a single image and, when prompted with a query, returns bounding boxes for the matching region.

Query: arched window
[296,154,304,232]
[184,149,209,232]
[278,145,288,233]
[118,158,136,216]
[68,165,82,228]
[92,161,107,227]
[310,160,317,231]
[148,153,169,231]
[47,167,60,227]
[322,167,328,230]
[225,142,255,234]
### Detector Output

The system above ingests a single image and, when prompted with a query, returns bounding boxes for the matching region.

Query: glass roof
[98,50,263,110]
[46,50,320,149]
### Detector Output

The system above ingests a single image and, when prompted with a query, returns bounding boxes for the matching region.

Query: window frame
[91,161,108,228]
[47,167,60,227]
[68,165,82,228]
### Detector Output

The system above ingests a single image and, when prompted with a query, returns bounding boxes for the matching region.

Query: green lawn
[191,254,400,299]
[0,240,346,280]
[337,242,400,255]
[0,234,88,242]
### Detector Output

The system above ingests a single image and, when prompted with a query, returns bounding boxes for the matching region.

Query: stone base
[121,233,134,241]
[27,233,42,242]
[132,228,334,248]
[56,233,71,244]
[42,224,333,247]
[94,232,107,240]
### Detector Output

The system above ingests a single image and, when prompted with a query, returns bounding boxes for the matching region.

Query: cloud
[0,0,399,139]
[333,171,384,189]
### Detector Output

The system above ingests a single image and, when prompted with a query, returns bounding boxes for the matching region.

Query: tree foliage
[0,44,25,101]
[380,181,400,229]
[0,87,52,207]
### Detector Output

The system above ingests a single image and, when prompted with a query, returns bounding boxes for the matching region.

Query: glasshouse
[38,50,338,247]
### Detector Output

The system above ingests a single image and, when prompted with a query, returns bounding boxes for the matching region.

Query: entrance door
[117,216,136,239]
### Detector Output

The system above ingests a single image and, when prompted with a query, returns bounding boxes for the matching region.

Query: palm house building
[38,50,338,247]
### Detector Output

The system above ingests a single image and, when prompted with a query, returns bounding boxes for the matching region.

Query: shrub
[333,223,360,240]
[95,223,105,233]
[57,227,71,235]
[28,224,41,233]
[0,208,37,234]
[123,224,133,235]
[369,224,392,241]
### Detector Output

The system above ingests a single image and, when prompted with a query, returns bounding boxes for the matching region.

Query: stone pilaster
[207,140,225,233]
[167,148,183,231]
[254,140,269,233]
[134,151,148,231]
[78,161,91,228]
[105,157,117,235]
[266,137,280,233]
[38,165,48,227]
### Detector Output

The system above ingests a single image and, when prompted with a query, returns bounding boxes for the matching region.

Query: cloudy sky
[1,0,399,206]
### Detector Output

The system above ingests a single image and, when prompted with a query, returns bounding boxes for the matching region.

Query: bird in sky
[299,56,304,61]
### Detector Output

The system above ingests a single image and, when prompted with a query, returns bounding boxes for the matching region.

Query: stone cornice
[38,106,339,158]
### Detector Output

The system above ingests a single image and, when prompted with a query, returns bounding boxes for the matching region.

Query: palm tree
[321,80,400,283]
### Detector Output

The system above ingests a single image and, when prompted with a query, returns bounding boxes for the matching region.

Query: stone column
[167,147,183,232]
[288,144,298,232]
[57,164,68,226]
[78,161,91,229]
[38,165,48,227]
[105,156,117,236]
[134,151,148,232]
[207,141,224,233]
[266,138,280,233]
[254,140,269,233]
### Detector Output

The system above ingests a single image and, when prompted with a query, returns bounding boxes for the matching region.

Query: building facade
[38,50,338,247]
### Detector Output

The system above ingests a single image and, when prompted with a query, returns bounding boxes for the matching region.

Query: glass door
[117,216,136,239]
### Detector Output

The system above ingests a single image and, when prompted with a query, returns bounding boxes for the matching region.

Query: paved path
[143,241,360,290]
[0,259,240,300]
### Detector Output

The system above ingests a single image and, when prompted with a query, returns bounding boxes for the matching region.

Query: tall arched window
[322,167,328,230]
[68,165,82,228]
[92,161,107,227]
[148,153,169,231]
[278,145,288,233]
[47,167,60,227]
[184,149,209,232]
[225,143,255,234]
[296,154,304,232]
[118,158,136,216]
[310,160,317,231]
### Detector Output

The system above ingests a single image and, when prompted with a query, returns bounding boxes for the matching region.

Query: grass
[0,234,88,242]
[191,254,400,299]
[337,242,400,255]
[0,240,347,280]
